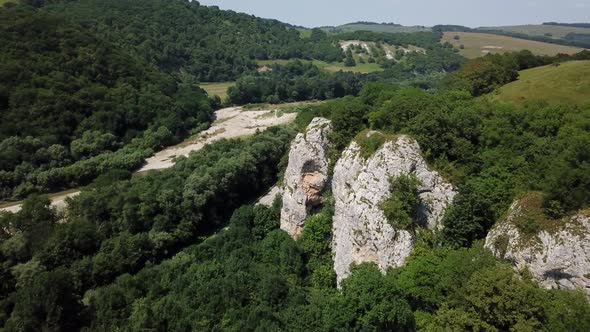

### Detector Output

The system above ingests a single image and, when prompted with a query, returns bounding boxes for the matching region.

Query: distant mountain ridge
[320,22,430,34]
[435,24,590,49]
[543,22,590,29]
[342,21,402,26]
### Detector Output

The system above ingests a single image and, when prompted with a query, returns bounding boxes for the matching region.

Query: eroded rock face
[485,196,590,295]
[280,118,333,239]
[332,135,456,284]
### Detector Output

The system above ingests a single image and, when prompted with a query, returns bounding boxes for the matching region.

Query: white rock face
[280,118,333,239]
[485,199,590,295]
[340,40,372,54]
[332,134,456,284]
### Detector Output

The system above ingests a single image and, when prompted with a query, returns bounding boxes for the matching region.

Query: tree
[338,263,415,331]
[70,131,118,159]
[344,55,357,67]
[310,28,328,41]
[442,53,519,96]
[5,269,85,331]
[381,174,422,231]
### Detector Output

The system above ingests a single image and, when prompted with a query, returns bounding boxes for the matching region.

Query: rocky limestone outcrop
[332,134,457,284]
[485,195,590,295]
[280,118,332,239]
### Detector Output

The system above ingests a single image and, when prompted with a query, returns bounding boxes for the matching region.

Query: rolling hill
[477,23,590,48]
[479,24,590,40]
[442,32,583,58]
[320,22,431,34]
[44,0,343,82]
[493,60,590,105]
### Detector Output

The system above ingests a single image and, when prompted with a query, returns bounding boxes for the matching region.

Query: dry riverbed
[1,107,297,214]
[139,107,296,171]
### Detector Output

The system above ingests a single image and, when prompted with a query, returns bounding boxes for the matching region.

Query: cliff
[280,118,333,239]
[485,193,590,295]
[331,133,456,284]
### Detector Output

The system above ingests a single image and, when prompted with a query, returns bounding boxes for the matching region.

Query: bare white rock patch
[139,107,296,172]
[485,200,590,295]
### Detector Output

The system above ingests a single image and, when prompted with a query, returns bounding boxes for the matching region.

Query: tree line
[443,50,590,96]
[226,42,467,105]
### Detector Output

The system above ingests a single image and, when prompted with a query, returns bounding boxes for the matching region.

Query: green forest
[0,0,467,200]
[1,0,590,331]
[44,0,344,81]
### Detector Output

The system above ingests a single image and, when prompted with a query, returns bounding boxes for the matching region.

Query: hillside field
[492,60,590,105]
[478,24,590,40]
[199,82,235,100]
[443,32,583,58]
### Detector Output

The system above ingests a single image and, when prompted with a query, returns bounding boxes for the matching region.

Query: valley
[0,106,298,213]
[138,107,297,172]
[0,1,589,331]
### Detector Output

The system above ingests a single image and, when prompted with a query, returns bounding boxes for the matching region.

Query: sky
[197,0,590,28]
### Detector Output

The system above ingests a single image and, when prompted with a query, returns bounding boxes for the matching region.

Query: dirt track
[139,107,296,172]
[1,107,296,214]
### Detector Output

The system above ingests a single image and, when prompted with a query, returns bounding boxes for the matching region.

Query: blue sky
[198,0,590,28]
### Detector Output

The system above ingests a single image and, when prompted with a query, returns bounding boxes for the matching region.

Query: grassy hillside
[493,60,590,105]
[443,32,583,58]
[479,24,590,40]
[199,82,235,100]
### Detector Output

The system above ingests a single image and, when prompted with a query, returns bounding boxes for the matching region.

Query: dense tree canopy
[0,5,216,200]
[0,128,295,329]
[228,61,364,104]
[1,1,589,331]
[44,0,344,82]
